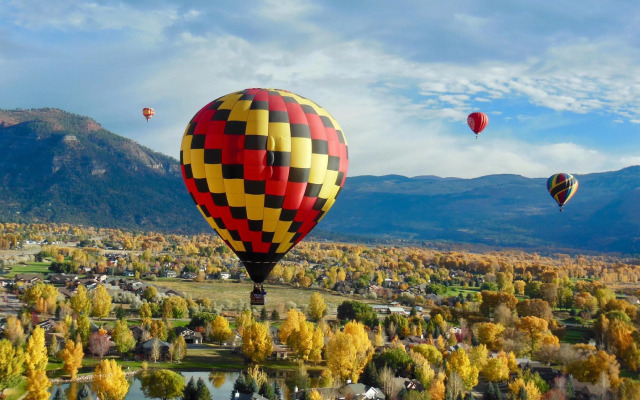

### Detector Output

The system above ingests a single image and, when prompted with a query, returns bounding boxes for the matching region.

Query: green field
[155,280,368,314]
[4,261,51,277]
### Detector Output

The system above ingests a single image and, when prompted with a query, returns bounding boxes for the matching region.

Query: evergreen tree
[183,377,198,400]
[517,387,528,400]
[273,380,282,400]
[464,393,474,400]
[53,387,67,400]
[77,385,91,400]
[259,381,275,400]
[567,375,575,400]
[232,373,251,394]
[471,331,480,347]
[271,310,280,321]
[456,393,464,400]
[483,382,496,400]
[433,325,441,339]
[249,379,259,394]
[444,387,453,400]
[196,378,212,400]
[359,362,379,388]
[260,307,268,322]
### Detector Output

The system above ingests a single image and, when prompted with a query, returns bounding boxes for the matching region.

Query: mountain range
[1,108,639,254]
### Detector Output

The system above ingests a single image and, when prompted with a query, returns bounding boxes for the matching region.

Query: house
[15,273,44,285]
[48,273,78,285]
[271,344,290,360]
[232,392,268,400]
[174,327,203,344]
[338,383,386,400]
[130,325,146,342]
[220,273,231,280]
[45,332,66,348]
[123,270,135,277]
[136,338,171,360]
[58,287,76,300]
[162,270,177,278]
[387,307,407,315]
[37,319,56,333]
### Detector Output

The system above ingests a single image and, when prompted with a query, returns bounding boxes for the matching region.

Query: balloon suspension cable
[559,206,563,212]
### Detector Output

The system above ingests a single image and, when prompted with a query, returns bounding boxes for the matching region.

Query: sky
[1,0,640,178]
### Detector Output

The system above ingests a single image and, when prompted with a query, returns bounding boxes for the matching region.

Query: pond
[51,371,245,400]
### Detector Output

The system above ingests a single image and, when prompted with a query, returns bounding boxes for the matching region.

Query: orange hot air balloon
[467,112,488,138]
[142,108,155,122]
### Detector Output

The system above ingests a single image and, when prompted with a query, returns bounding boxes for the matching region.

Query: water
[51,371,241,400]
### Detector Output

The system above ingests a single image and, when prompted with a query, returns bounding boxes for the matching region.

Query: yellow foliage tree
[93,359,129,400]
[517,316,554,357]
[236,309,254,337]
[474,322,505,351]
[279,308,305,344]
[70,285,92,316]
[410,351,435,387]
[374,325,385,347]
[91,284,113,320]
[308,292,327,322]
[210,315,233,345]
[468,344,489,370]
[0,338,25,390]
[428,373,446,400]
[308,390,322,400]
[482,353,510,382]
[446,348,479,391]
[508,378,541,400]
[25,327,50,400]
[411,344,443,365]
[140,303,152,325]
[326,321,374,383]
[242,321,273,363]
[59,340,84,379]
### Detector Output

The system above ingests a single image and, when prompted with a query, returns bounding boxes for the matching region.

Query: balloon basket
[250,293,266,306]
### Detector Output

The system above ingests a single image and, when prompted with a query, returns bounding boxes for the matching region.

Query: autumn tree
[25,326,51,400]
[75,314,91,346]
[149,319,168,341]
[480,291,518,317]
[22,282,58,314]
[517,316,557,357]
[482,351,511,382]
[70,285,92,315]
[171,335,187,363]
[326,321,374,383]
[111,319,136,356]
[236,309,254,337]
[242,321,273,363]
[279,308,305,344]
[508,378,541,400]
[3,316,26,346]
[0,338,25,390]
[289,320,324,363]
[516,299,553,322]
[91,284,112,320]
[410,344,443,365]
[209,315,233,345]
[474,322,505,351]
[60,340,84,379]
[308,292,327,322]
[565,350,621,388]
[140,303,153,325]
[429,373,446,400]
[93,359,129,400]
[89,328,111,358]
[446,348,479,391]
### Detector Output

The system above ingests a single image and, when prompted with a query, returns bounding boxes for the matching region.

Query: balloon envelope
[180,88,348,282]
[547,173,578,210]
[142,108,155,121]
[467,112,488,135]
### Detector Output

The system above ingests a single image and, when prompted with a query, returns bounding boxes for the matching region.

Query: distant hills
[1,108,639,254]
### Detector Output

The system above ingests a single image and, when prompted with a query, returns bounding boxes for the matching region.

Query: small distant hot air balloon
[180,88,348,305]
[142,107,155,122]
[547,173,578,212]
[467,112,488,139]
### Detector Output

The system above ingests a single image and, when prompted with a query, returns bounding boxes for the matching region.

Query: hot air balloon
[180,88,348,305]
[467,112,488,138]
[547,173,578,212]
[142,107,155,122]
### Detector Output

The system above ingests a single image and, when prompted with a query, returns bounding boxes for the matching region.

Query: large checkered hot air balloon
[547,173,578,212]
[180,89,348,304]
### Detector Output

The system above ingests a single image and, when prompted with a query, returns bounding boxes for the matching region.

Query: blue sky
[1,0,640,178]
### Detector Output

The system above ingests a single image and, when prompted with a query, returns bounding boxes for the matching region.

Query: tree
[196,377,212,400]
[93,359,129,400]
[279,308,306,345]
[53,387,67,400]
[3,316,26,346]
[22,282,58,314]
[140,302,153,324]
[288,320,316,362]
[143,286,158,302]
[411,344,443,365]
[60,340,84,379]
[326,321,374,383]
[89,328,111,358]
[162,297,189,319]
[0,338,25,391]
[210,315,233,345]
[150,319,168,341]
[260,307,268,322]
[141,370,185,400]
[446,348,479,391]
[517,317,554,357]
[171,335,187,363]
[77,384,91,400]
[75,314,91,346]
[91,284,113,320]
[308,293,327,322]
[508,379,540,400]
[242,321,273,363]
[429,373,446,400]
[517,299,553,322]
[111,318,136,356]
[70,285,92,316]
[236,309,254,337]
[482,352,510,382]
[337,301,379,327]
[474,322,505,351]
[271,309,280,321]
[183,377,198,400]
[565,350,620,388]
[25,327,50,400]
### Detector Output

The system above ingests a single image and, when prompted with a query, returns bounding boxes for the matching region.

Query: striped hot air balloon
[547,173,578,212]
[142,107,155,122]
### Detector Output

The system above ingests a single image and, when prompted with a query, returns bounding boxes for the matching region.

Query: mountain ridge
[1,108,639,254]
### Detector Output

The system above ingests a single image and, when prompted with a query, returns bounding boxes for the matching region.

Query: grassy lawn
[5,261,51,277]
[2,377,26,400]
[154,280,367,313]
[561,325,593,344]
